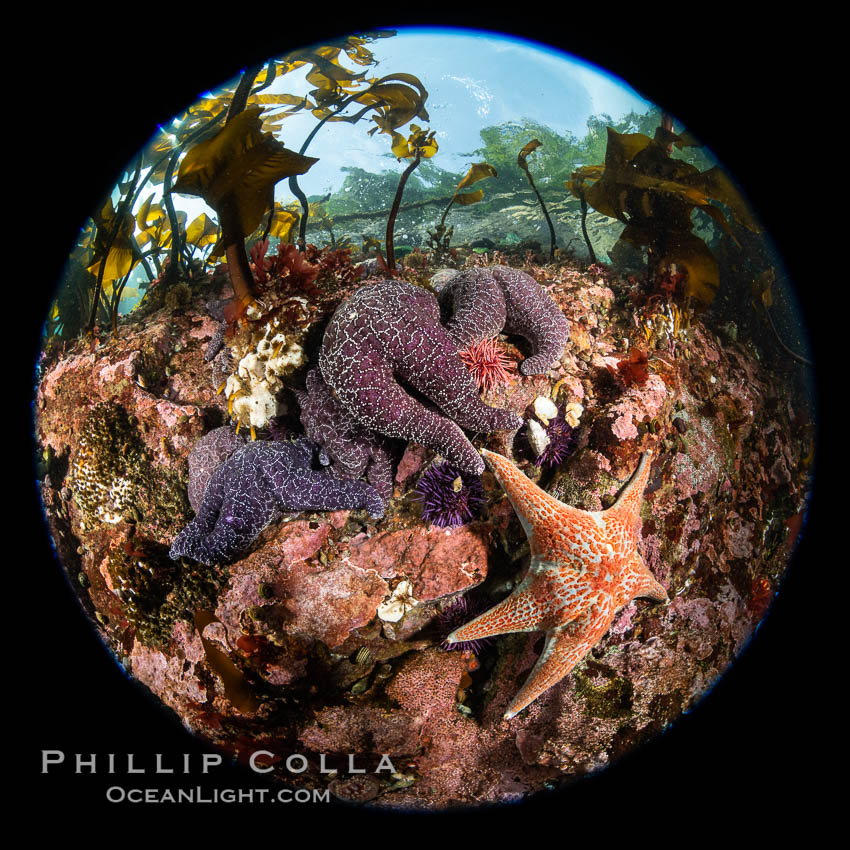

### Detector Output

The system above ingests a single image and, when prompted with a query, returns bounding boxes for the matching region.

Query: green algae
[573,668,634,720]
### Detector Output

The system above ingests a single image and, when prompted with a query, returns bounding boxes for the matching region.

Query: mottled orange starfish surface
[446,448,668,719]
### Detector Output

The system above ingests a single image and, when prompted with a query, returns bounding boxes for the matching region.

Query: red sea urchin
[459,336,517,393]
[413,461,485,528]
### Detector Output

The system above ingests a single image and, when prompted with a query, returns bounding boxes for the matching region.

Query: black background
[21,7,830,831]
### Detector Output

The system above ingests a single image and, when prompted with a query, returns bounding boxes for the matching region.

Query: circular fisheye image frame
[29,15,821,817]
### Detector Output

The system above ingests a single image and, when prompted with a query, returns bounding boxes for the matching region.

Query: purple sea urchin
[534,408,576,468]
[413,461,485,528]
[437,594,494,654]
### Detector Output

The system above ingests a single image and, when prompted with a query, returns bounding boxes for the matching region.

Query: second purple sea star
[435,265,570,375]
[170,437,384,565]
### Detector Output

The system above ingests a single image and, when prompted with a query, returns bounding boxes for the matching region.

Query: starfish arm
[170,516,263,566]
[481,449,586,544]
[504,595,615,720]
[441,268,508,349]
[289,437,318,466]
[605,450,653,528]
[495,266,570,376]
[618,550,668,606]
[338,361,488,476]
[265,464,385,519]
[398,345,521,435]
[445,559,593,643]
[365,442,395,505]
[634,571,668,603]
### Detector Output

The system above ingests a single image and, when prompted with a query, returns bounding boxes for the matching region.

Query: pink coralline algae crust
[130,621,209,715]
[393,443,430,490]
[346,522,490,603]
[34,257,812,809]
[214,519,390,651]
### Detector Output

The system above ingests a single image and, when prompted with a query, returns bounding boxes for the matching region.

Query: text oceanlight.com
[105,786,330,803]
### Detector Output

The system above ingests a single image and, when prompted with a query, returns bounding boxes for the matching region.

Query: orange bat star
[446,448,668,719]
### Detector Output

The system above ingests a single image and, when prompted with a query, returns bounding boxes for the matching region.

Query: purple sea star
[170,438,384,565]
[186,425,248,512]
[295,368,396,505]
[203,298,231,362]
[204,321,227,363]
[435,265,570,375]
[318,280,522,476]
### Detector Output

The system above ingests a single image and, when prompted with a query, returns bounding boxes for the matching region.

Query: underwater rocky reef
[33,30,815,809]
[35,246,811,807]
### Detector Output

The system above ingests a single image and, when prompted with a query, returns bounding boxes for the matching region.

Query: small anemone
[413,461,485,528]
[436,594,494,654]
[534,407,577,468]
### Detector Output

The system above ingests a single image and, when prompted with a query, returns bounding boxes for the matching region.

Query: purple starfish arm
[319,281,521,477]
[296,368,396,505]
[171,444,278,564]
[438,266,570,375]
[437,268,507,349]
[204,321,227,362]
[187,425,248,512]
[170,440,384,565]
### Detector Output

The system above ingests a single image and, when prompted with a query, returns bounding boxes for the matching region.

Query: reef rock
[34,256,812,809]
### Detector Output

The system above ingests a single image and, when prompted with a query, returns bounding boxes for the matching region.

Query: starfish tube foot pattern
[446,448,667,719]
[319,280,521,476]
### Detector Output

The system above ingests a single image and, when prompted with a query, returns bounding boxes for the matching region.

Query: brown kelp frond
[440,161,498,225]
[384,125,439,270]
[518,139,557,260]
[566,124,760,308]
[173,105,318,250]
[172,104,318,320]
[87,197,140,286]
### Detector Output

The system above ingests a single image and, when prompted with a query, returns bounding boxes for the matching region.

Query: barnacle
[636,298,693,355]
[70,402,191,534]
[70,403,146,529]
